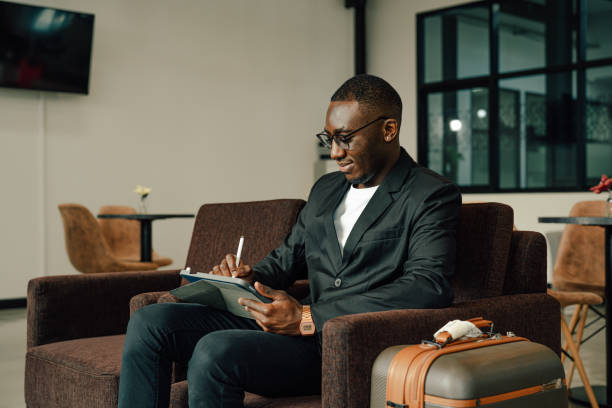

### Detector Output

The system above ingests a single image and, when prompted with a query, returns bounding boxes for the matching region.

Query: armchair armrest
[320,293,560,408]
[130,291,182,316]
[130,291,169,316]
[27,269,181,348]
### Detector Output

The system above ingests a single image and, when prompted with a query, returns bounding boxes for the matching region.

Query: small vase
[138,199,148,214]
[607,191,612,217]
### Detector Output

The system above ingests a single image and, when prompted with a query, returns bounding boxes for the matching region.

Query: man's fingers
[254,319,268,332]
[218,257,233,276]
[254,281,284,300]
[233,265,252,278]
[225,253,237,272]
[239,299,270,327]
[245,306,268,324]
[215,263,231,277]
[239,298,270,315]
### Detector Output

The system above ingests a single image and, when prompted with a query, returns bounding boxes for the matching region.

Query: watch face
[300,322,315,335]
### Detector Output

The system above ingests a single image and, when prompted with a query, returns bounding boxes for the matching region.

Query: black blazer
[253,149,461,334]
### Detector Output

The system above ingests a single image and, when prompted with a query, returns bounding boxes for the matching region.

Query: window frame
[417,0,612,193]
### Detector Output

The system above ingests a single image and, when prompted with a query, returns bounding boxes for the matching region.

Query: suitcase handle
[433,317,494,346]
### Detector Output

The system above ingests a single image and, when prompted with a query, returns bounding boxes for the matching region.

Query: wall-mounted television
[0,1,94,94]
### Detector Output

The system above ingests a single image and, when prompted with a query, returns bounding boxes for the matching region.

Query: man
[118,74,461,408]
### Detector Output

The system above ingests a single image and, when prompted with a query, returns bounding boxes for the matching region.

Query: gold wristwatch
[299,305,315,336]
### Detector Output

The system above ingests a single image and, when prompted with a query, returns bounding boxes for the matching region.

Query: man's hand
[238,282,303,335]
[209,253,255,284]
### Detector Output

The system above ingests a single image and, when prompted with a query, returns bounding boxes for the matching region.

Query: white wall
[2,0,604,300]
[367,0,600,282]
[0,0,353,299]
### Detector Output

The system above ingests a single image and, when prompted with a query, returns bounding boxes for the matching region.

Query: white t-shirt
[334,184,379,254]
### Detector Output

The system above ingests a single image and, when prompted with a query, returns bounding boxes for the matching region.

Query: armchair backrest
[502,230,547,295]
[184,199,306,275]
[451,203,514,303]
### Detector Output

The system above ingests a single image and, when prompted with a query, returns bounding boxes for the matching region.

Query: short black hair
[331,74,402,124]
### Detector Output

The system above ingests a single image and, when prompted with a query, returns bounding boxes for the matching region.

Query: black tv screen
[0,1,94,94]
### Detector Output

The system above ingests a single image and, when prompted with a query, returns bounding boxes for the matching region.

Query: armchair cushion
[25,335,124,408]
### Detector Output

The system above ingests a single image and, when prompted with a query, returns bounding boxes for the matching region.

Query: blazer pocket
[361,227,404,243]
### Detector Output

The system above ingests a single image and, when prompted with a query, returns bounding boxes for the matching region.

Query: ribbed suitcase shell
[371,339,567,408]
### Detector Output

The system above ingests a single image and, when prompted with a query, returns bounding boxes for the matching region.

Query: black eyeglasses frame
[316,116,388,150]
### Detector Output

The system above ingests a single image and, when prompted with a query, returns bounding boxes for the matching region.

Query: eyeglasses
[316,116,388,150]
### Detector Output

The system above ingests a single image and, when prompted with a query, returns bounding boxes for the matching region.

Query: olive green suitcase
[371,331,567,407]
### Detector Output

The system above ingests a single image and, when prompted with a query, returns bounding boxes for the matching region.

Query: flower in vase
[589,174,612,194]
[134,185,152,199]
[134,185,152,213]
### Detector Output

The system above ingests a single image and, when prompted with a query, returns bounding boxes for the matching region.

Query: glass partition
[427,88,489,187]
[418,0,611,192]
[586,66,612,183]
[423,5,489,83]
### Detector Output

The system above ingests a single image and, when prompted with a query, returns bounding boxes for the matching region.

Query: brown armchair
[26,199,306,408]
[26,202,559,408]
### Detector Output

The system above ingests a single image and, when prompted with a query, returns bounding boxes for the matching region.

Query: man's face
[324,100,387,187]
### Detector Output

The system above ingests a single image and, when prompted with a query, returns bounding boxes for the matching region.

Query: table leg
[140,219,153,263]
[606,226,611,406]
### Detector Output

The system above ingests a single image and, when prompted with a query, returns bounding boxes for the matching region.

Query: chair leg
[561,313,600,408]
[562,305,582,365]
[568,304,589,388]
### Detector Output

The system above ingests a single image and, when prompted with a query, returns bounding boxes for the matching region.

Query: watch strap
[300,305,315,336]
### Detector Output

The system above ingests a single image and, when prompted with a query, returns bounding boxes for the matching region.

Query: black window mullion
[416,0,611,193]
[489,2,500,191]
[416,15,427,166]
[576,0,587,189]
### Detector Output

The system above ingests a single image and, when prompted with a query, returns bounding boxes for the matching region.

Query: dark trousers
[117,303,321,408]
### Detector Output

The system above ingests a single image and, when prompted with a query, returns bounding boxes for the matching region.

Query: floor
[0,306,606,408]
[0,308,27,408]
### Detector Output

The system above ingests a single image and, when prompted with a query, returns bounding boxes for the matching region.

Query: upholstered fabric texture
[58,203,159,273]
[502,231,548,295]
[26,199,306,408]
[183,199,306,279]
[27,269,181,348]
[129,291,168,316]
[98,205,173,267]
[26,201,557,408]
[553,200,606,297]
[451,203,514,302]
[25,335,124,408]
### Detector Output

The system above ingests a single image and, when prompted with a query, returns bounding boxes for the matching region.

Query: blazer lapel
[340,149,416,266]
[323,181,350,268]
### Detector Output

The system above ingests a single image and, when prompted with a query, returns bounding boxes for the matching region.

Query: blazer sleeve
[250,179,323,289]
[310,182,461,333]
[250,208,308,290]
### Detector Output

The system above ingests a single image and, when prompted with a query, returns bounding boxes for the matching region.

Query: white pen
[234,235,244,273]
